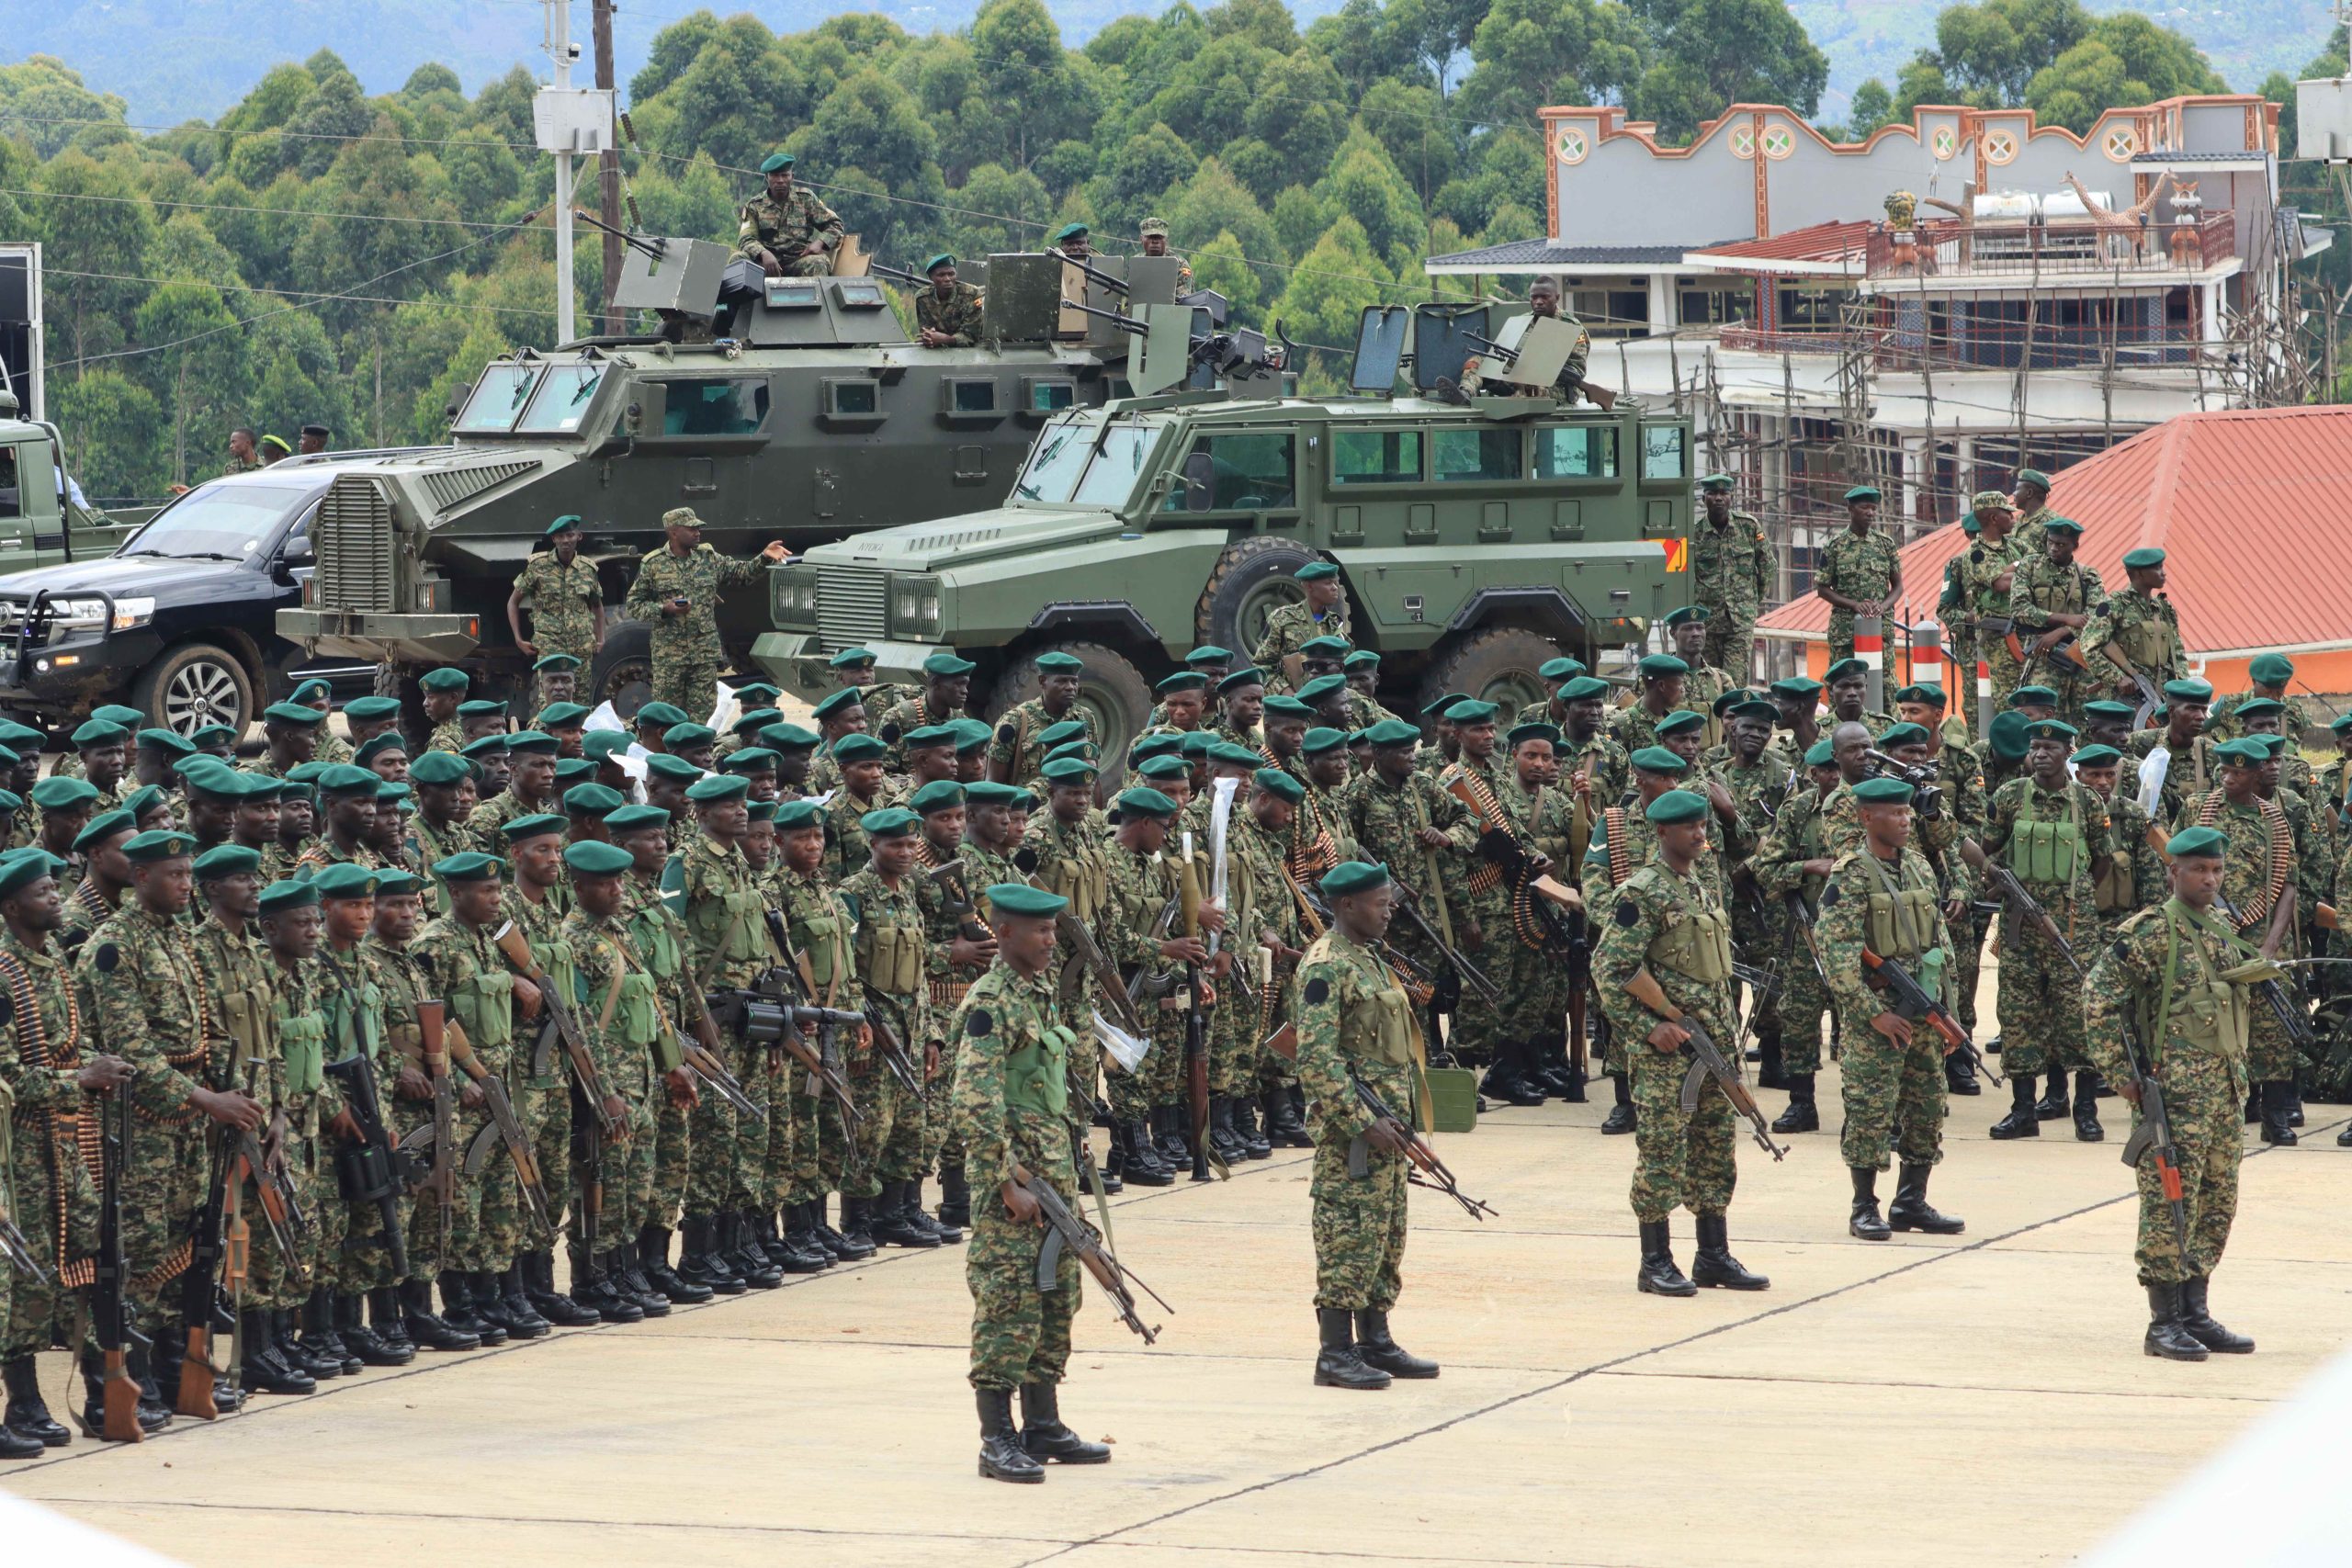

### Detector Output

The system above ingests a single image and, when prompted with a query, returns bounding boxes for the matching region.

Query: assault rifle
[432,1018,552,1235]
[1010,1159,1171,1343]
[1859,949,2001,1086]
[173,1131,230,1418]
[2116,1010,2190,1258]
[323,1050,415,1281]
[1958,839,2086,977]
[494,921,626,1139]
[1011,847,1150,1037]
[2214,892,2318,1055]
[862,1004,928,1102]
[230,1086,312,1283]
[92,1087,143,1441]
[1392,881,1503,1006]
[1258,1025,1497,1217]
[407,1000,457,1269]
[1621,969,1786,1160]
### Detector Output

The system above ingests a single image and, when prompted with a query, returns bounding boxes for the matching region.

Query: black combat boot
[1755,1028,1788,1090]
[2179,1275,2255,1354]
[239,1312,314,1395]
[1018,1380,1114,1461]
[494,1267,551,1338]
[1559,1039,1589,1102]
[527,1250,601,1327]
[4,1355,71,1448]
[1635,1219,1697,1296]
[1848,1168,1891,1241]
[820,1195,876,1260]
[304,1289,360,1375]
[1092,1146,1122,1194]
[595,1253,651,1322]
[977,1387,1045,1483]
[1207,1096,1246,1163]
[340,1291,411,1366]
[129,1340,174,1432]
[1888,1164,1965,1234]
[2034,1072,2071,1121]
[1353,1309,1441,1377]
[1482,1042,1546,1107]
[439,1271,491,1341]
[1771,1074,1818,1134]
[2244,1086,2261,1125]
[1233,1095,1273,1158]
[1600,1073,1638,1134]
[1690,1214,1770,1289]
[770,1209,833,1271]
[870,1182,939,1248]
[1152,1105,1189,1167]
[613,1241,670,1315]
[2336,1121,2352,1147]
[677,1214,743,1294]
[371,1286,414,1354]
[2070,1072,2104,1142]
[784,1204,837,1269]
[1313,1306,1392,1389]
[1263,1089,1312,1148]
[1945,1043,1981,1096]
[721,1211,786,1286]
[401,1279,479,1351]
[915,1181,963,1245]
[1118,1121,1174,1187]
[2259,1080,2299,1145]
[278,1306,343,1379]
[2143,1282,2209,1361]
[1988,1074,2041,1139]
[79,1342,169,1437]
[937,1170,973,1228]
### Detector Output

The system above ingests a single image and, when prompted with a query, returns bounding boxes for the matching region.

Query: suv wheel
[1195,536,1320,660]
[1419,626,1562,729]
[132,642,255,739]
[589,620,655,722]
[987,641,1152,784]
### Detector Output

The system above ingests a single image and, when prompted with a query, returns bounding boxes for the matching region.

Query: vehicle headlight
[772,567,819,629]
[109,597,155,631]
[890,575,942,640]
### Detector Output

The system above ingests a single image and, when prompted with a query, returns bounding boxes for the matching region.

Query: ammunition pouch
[334,1140,403,1205]
[2007,815,2080,886]
[278,1010,327,1099]
[1648,908,1734,985]
[1003,1022,1073,1119]
[857,919,923,997]
[2093,849,2135,914]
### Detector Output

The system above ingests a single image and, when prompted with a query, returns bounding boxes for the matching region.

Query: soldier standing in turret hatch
[738,152,842,279]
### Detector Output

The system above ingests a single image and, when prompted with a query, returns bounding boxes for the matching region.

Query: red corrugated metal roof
[1689,220,1873,265]
[1755,406,2352,655]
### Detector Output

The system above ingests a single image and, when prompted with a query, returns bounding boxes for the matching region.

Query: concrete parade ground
[6,1034,2350,1568]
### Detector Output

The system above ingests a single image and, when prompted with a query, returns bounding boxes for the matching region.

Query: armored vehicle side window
[0,446,17,518]
[1012,418,1098,503]
[1070,424,1164,508]
[1431,428,1521,483]
[651,377,770,436]
[516,365,607,434]
[1024,378,1076,412]
[1331,430,1421,485]
[1640,424,1687,480]
[947,379,999,414]
[455,366,544,433]
[1533,426,1618,479]
[1159,433,1295,513]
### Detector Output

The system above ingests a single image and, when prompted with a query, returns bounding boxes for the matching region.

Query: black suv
[0,463,385,739]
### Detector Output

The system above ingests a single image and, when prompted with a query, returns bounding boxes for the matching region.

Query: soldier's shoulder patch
[879,723,901,744]
[1820,883,1842,907]
[1613,897,1641,928]
[2093,602,2110,615]
[995,724,1017,746]
[1970,545,1984,562]
[1303,976,1330,1006]
[966,1008,992,1037]
[93,942,119,974]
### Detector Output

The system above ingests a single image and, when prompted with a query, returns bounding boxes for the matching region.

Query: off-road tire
[1417,626,1561,729]
[1193,536,1322,661]
[986,641,1153,785]
[131,641,256,739]
[590,619,655,722]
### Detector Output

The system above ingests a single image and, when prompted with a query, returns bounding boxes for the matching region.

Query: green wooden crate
[1425,1066,1480,1134]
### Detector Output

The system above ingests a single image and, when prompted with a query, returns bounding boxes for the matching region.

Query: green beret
[1970,490,2011,513]
[1028,720,1085,750]
[317,764,379,796]
[564,840,636,877]
[859,807,918,837]
[192,844,260,881]
[182,762,247,798]
[1638,653,1690,679]
[1442,699,1498,724]
[957,782,1021,808]
[1297,636,1351,657]
[810,689,865,720]
[2081,701,2138,721]
[1343,650,1380,671]
[2007,685,2059,707]
[1630,746,1689,774]
[420,668,470,694]
[336,695,401,725]
[1560,676,1611,703]
[123,829,197,864]
[908,780,967,814]
[2072,744,2123,767]
[455,701,506,722]
[1040,757,1098,784]
[1663,605,1709,627]
[760,152,796,173]
[563,783,627,817]
[135,728,195,757]
[729,707,783,737]
[1644,790,1709,824]
[288,681,333,706]
[28,777,98,811]
[1155,671,1207,695]
[93,705,143,728]
[500,813,568,843]
[2016,468,2052,490]
[1218,668,1266,694]
[1033,651,1084,673]
[925,253,956,275]
[1697,472,1734,491]
[662,723,716,749]
[1114,786,1178,820]
[1654,710,1704,739]
[285,761,332,785]
[1505,721,1562,750]
[770,799,821,830]
[1295,675,1348,704]
[537,702,591,728]
[987,882,1068,919]
[718,748,779,774]
[1844,484,1880,503]
[262,702,324,728]
[2024,719,2078,741]
[1185,646,1230,666]
[1770,677,1824,699]
[1135,754,1190,781]
[685,774,750,803]
[1804,739,1837,766]
[409,752,472,786]
[1252,767,1305,803]
[377,780,414,806]
[635,703,690,730]
[1850,776,1913,805]
[1207,742,1262,768]
[310,863,380,900]
[255,879,319,916]
[1825,658,1866,682]
[354,732,408,766]
[2164,825,2228,859]
[2121,547,2165,570]
[1363,718,1420,746]
[123,785,168,821]
[2040,515,2084,536]
[1300,727,1348,756]
[1985,710,2030,761]
[582,730,632,762]
[1877,722,1928,747]
[952,718,992,752]
[2335,712,2352,736]
[745,799,779,824]
[1728,699,1779,721]
[433,852,504,884]
[759,723,820,750]
[644,753,702,782]
[1262,695,1315,719]
[2250,653,2295,685]
[2164,679,2214,702]
[1319,861,1390,898]
[459,736,509,761]
[1179,732,1217,757]
[0,722,42,749]
[533,653,583,674]
[373,869,423,896]
[1295,561,1340,582]
[922,651,977,677]
[72,810,136,853]
[1712,688,1752,716]
[605,804,672,833]
[1049,221,1089,243]
[544,513,582,537]
[2212,738,2270,765]
[828,648,877,669]
[2252,733,2289,757]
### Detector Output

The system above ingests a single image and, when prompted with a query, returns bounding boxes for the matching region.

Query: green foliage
[52,372,166,497]
[1893,1,2222,130]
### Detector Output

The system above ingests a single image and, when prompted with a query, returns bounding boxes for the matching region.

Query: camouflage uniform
[736,186,843,276]
[1594,860,1740,1223]
[915,282,985,345]
[0,929,99,1360]
[841,867,941,1190]
[426,719,466,756]
[775,865,862,1207]
[989,701,1094,792]
[1815,527,1900,666]
[625,543,767,717]
[2078,586,2183,709]
[1980,775,2111,1076]
[1749,784,1835,1075]
[1959,529,2033,705]
[409,913,529,1274]
[1488,773,1575,1042]
[820,784,893,884]
[2125,728,2218,827]
[666,834,765,1218]
[313,943,404,1296]
[562,906,660,1264]
[512,548,603,670]
[2174,791,2309,1084]
[2083,900,2250,1283]
[1292,929,1419,1311]
[1691,510,1771,676]
[951,960,1082,1391]
[2006,553,2108,725]
[59,878,117,956]
[503,887,577,1252]
[1250,601,1352,694]
[1816,844,1955,1170]
[1220,808,1295,1102]
[1101,839,1186,1122]
[624,875,697,1229]
[263,956,343,1308]
[362,932,449,1281]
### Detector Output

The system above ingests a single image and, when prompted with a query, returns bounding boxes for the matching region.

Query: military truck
[758,301,1694,765]
[277,236,1153,716]
[0,386,146,571]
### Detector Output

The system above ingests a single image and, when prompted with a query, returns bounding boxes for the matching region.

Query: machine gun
[1458,317,1617,409]
[323,1051,416,1283]
[1057,296,1280,384]
[1621,969,1786,1160]
[91,1087,143,1442]
[1391,882,1503,1007]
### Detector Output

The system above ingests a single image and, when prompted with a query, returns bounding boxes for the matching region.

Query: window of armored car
[1431,427,1521,483]
[1012,415,1097,503]
[945,378,999,414]
[1069,423,1165,508]
[454,365,544,433]
[515,364,607,434]
[1640,424,1687,480]
[650,377,771,436]
[1023,378,1076,412]
[1533,425,1618,479]
[0,445,17,518]
[1160,430,1296,513]
[1330,429,1422,485]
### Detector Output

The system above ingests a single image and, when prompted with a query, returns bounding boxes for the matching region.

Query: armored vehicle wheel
[1418,627,1558,728]
[988,641,1153,784]
[132,640,255,739]
[589,621,655,722]
[1194,536,1317,660]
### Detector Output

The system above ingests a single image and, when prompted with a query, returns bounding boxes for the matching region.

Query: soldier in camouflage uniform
[915,254,985,346]
[1289,861,1442,1390]
[770,798,869,1266]
[507,516,605,684]
[61,809,132,955]
[1953,492,2031,707]
[469,732,560,849]
[2125,679,2217,825]
[1596,790,1770,1297]
[1251,561,1351,694]
[624,508,785,718]
[2006,517,2106,727]
[1607,653,1690,758]
[294,765,384,876]
[910,782,996,1213]
[1581,745,1697,1131]
[1691,474,1770,677]
[2078,546,2182,713]
[951,880,1114,1483]
[989,651,1093,787]
[1981,719,2112,1142]
[0,848,134,1452]
[417,668,471,755]
[1660,610,1736,750]
[1815,777,1968,1241]
[2081,826,2258,1361]
[737,152,842,277]
[1749,739,1841,1132]
[841,807,950,1249]
[1814,485,1901,667]
[2202,652,2295,744]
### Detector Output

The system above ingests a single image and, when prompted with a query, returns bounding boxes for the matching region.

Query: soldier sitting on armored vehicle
[738,152,842,278]
[915,254,984,347]
[1444,276,1594,406]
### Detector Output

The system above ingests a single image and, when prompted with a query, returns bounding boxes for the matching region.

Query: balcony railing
[1865,214,2235,281]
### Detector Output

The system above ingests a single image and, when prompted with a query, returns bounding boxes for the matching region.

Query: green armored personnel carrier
[277,236,1147,714]
[0,387,144,570]
[759,302,1695,764]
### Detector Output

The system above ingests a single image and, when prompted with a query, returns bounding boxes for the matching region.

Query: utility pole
[593,0,623,333]
[546,0,578,344]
